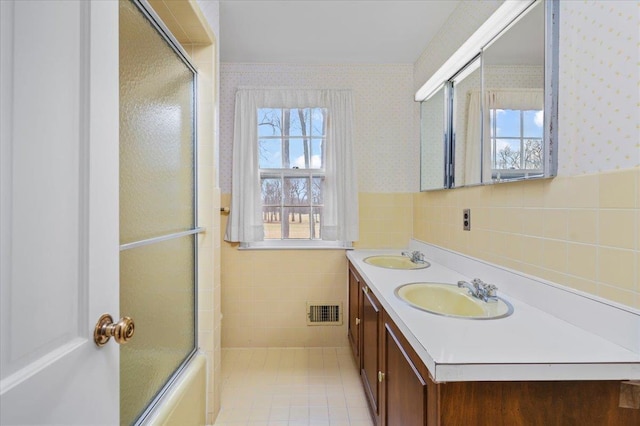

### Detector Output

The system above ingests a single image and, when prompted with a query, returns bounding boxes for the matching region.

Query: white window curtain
[465,88,543,183]
[224,88,358,244]
[464,90,484,184]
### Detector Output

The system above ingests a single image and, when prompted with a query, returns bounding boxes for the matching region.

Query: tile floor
[213,347,374,426]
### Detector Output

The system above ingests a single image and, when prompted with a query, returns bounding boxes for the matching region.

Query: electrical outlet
[463,209,471,231]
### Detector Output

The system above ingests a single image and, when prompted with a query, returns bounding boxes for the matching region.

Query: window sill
[239,241,353,250]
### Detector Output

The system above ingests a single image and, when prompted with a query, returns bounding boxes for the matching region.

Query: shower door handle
[94,314,135,347]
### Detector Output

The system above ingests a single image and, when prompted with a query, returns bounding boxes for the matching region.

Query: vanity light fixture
[414,0,536,101]
[451,56,481,84]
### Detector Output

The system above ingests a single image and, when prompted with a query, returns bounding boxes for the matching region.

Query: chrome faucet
[457,278,499,303]
[401,250,426,264]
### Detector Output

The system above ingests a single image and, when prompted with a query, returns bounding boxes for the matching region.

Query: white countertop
[347,247,640,382]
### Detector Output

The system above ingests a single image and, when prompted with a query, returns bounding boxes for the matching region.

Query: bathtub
[142,351,207,425]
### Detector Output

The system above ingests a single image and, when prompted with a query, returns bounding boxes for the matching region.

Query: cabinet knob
[378,371,385,382]
[363,286,369,294]
[355,317,360,326]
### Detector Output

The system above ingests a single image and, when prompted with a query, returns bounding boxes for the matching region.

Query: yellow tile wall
[355,193,413,249]
[220,192,412,348]
[413,168,640,309]
[220,194,347,347]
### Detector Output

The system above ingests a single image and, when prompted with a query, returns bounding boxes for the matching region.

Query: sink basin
[363,255,430,270]
[395,282,513,319]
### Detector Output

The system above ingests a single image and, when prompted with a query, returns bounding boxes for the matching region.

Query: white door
[0,1,121,424]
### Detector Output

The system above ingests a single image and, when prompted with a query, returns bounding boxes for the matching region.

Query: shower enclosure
[119,1,200,424]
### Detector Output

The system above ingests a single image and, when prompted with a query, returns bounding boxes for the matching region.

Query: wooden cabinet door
[383,321,429,426]
[361,286,382,424]
[347,265,362,367]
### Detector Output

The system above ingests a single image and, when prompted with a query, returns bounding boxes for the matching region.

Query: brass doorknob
[94,314,135,347]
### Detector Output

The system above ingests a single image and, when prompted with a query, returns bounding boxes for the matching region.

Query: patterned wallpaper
[219,63,416,193]
[557,0,640,175]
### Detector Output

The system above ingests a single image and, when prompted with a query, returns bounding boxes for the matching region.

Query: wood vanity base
[437,380,640,426]
[347,261,639,426]
[391,310,640,426]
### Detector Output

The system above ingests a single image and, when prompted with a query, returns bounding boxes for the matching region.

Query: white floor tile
[213,348,374,426]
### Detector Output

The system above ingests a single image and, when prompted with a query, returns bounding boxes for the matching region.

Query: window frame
[243,106,351,250]
[259,168,325,241]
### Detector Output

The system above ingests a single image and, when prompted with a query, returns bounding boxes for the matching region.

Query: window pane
[258,108,282,137]
[310,108,326,136]
[261,177,282,205]
[311,139,323,168]
[284,177,309,206]
[494,109,520,137]
[523,110,543,137]
[524,139,543,169]
[259,139,282,168]
[494,139,521,169]
[288,108,310,137]
[263,206,282,239]
[311,206,322,239]
[312,176,324,205]
[286,207,311,239]
[288,138,311,169]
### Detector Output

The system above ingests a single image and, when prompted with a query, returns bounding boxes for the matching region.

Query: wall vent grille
[306,302,342,326]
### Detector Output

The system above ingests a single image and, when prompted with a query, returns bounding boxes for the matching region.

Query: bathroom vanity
[347,243,640,426]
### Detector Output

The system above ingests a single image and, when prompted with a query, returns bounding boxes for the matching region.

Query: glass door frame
[120,1,202,424]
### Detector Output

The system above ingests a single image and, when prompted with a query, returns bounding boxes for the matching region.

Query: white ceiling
[219,0,461,64]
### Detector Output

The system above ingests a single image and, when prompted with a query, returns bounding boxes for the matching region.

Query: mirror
[420,84,449,191]
[418,0,558,190]
[451,56,482,187]
[481,0,550,183]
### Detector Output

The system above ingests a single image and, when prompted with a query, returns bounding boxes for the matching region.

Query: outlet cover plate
[463,209,471,231]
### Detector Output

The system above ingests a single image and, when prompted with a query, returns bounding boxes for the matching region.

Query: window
[225,88,358,248]
[490,108,544,179]
[258,107,327,240]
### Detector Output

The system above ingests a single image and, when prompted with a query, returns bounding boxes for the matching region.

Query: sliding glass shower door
[119,1,199,424]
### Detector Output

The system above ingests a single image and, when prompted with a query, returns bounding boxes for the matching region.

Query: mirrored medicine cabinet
[418,0,559,191]
[420,84,449,190]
